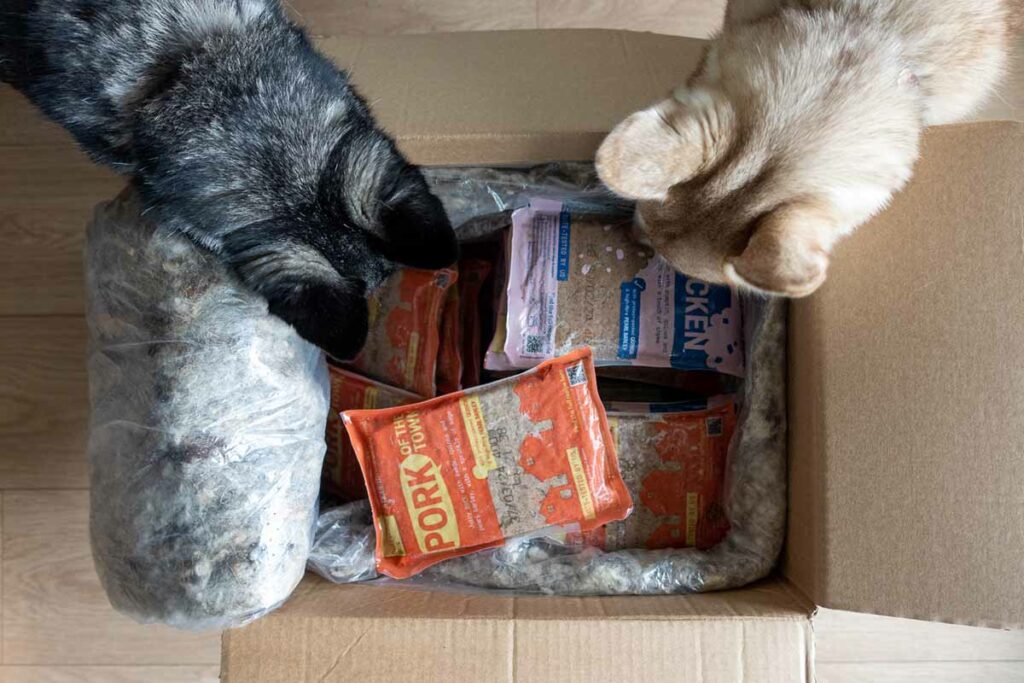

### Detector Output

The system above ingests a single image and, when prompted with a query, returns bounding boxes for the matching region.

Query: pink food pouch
[492,198,744,377]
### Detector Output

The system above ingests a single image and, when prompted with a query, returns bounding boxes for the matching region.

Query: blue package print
[670,275,743,374]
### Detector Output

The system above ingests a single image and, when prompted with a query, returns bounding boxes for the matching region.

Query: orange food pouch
[350,267,457,397]
[343,348,633,579]
[435,287,463,395]
[458,258,493,388]
[323,366,422,500]
[574,397,736,551]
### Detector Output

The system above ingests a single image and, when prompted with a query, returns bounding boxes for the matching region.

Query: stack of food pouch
[86,167,785,633]
[323,253,504,500]
[311,165,786,598]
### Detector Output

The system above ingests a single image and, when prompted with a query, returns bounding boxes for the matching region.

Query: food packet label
[343,348,633,579]
[323,366,421,500]
[508,204,563,359]
[576,398,736,551]
[501,199,744,376]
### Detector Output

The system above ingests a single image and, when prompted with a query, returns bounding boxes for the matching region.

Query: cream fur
[597,0,1009,296]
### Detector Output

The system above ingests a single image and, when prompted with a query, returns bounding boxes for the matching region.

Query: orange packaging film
[458,258,493,388]
[343,348,633,578]
[323,366,422,500]
[575,398,736,551]
[350,267,457,397]
[435,287,463,395]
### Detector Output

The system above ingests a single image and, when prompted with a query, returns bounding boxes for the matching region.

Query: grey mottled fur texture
[1,0,457,359]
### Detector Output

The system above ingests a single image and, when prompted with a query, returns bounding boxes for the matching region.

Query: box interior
[222,576,814,682]
[317,30,708,165]
[224,27,1024,681]
[787,120,1024,628]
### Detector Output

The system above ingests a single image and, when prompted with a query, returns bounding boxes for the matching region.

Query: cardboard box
[221,30,1024,682]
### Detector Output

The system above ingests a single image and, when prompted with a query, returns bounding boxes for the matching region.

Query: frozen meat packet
[350,267,456,396]
[323,366,422,500]
[343,348,633,579]
[574,397,737,551]
[496,199,745,376]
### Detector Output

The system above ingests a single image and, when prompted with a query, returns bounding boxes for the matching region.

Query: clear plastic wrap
[307,501,378,584]
[309,165,787,596]
[422,163,632,240]
[86,190,330,630]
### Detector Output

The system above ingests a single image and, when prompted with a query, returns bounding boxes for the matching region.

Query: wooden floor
[1,1,1023,681]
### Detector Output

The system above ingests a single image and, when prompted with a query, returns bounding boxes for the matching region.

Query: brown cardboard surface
[787,121,1024,627]
[221,27,1024,676]
[785,286,828,610]
[263,574,812,621]
[222,577,813,682]
[321,30,707,165]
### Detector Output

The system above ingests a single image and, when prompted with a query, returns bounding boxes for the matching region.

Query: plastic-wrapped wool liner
[309,165,788,595]
[86,190,329,630]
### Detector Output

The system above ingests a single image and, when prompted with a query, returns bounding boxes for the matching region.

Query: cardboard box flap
[222,576,813,682]
[322,30,707,165]
[265,574,812,621]
[787,121,1024,627]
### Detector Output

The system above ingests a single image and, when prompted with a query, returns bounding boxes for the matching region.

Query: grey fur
[1,0,458,359]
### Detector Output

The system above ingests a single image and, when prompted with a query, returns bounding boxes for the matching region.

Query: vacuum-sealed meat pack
[579,397,736,552]
[351,267,456,397]
[343,348,633,578]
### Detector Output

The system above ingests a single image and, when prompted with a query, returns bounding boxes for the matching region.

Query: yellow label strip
[566,446,595,520]
[686,493,699,546]
[398,453,461,554]
[363,386,380,409]
[404,332,420,389]
[459,396,497,479]
[382,515,406,557]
